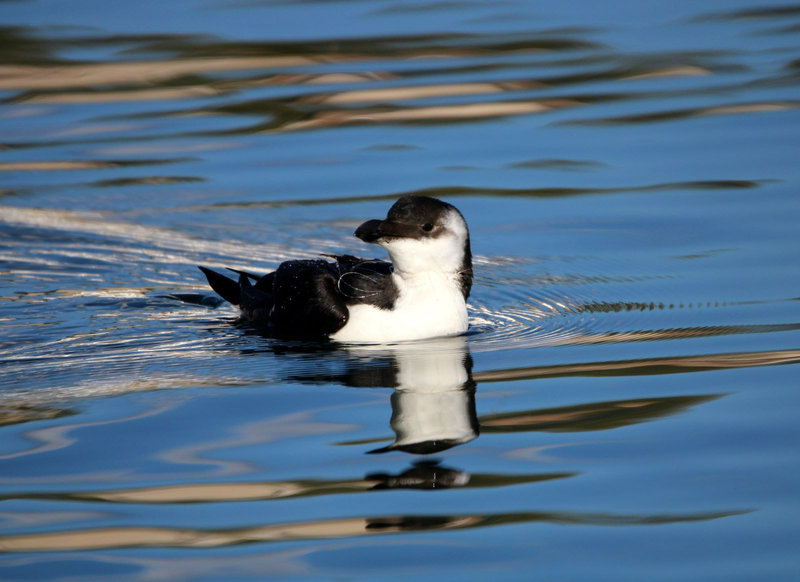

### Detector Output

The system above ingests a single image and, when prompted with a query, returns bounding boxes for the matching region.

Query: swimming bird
[199,195,472,342]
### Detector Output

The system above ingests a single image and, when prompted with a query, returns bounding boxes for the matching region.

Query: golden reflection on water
[0,161,119,171]
[566,100,800,126]
[2,38,578,130]
[24,86,222,104]
[3,28,793,140]
[473,348,800,382]
[0,507,743,553]
[301,81,535,104]
[278,98,580,131]
[0,57,320,91]
[479,394,721,434]
[30,467,567,505]
[60,480,371,504]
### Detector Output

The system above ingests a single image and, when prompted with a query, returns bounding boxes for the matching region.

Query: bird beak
[355,219,418,243]
[354,219,383,243]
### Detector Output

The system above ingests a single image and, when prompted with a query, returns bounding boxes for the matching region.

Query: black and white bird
[199,195,472,342]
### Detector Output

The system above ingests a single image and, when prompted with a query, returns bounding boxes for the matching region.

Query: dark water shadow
[160,178,767,213]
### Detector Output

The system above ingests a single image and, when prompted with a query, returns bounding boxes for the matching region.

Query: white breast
[331,272,468,343]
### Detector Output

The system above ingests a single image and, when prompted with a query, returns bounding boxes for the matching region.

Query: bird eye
[422,223,434,232]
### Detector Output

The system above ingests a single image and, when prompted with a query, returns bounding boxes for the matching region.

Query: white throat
[385,211,468,279]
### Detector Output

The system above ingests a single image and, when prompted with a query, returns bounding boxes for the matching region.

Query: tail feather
[198,266,241,305]
[226,268,262,281]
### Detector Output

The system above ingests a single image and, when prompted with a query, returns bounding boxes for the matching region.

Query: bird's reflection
[279,334,478,487]
[367,384,478,455]
[356,336,478,455]
[367,459,470,490]
[279,334,478,457]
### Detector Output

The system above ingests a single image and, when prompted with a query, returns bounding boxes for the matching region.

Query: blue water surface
[1,1,799,580]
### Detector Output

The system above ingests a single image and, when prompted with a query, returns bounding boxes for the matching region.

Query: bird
[198,195,472,343]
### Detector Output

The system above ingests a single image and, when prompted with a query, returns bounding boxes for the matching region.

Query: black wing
[269,260,348,337]
[199,255,395,338]
[331,254,398,310]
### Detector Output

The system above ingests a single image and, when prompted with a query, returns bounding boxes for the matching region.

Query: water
[1,1,799,580]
